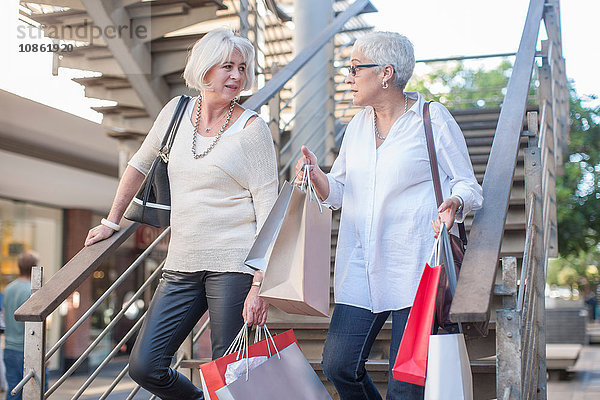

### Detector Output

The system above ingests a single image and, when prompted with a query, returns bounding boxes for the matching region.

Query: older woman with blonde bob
[295,31,483,399]
[85,29,278,400]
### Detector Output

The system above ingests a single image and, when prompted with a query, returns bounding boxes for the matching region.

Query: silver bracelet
[101,218,121,232]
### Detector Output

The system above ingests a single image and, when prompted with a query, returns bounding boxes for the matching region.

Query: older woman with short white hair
[85,29,278,400]
[295,31,483,399]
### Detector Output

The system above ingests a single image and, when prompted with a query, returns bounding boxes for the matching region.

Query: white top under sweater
[128,96,278,275]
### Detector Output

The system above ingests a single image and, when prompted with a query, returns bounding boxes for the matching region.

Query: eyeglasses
[344,64,394,77]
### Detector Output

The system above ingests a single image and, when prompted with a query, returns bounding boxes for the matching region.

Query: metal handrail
[14,221,140,322]
[71,311,147,400]
[450,0,548,322]
[243,0,373,112]
[45,258,166,397]
[279,93,334,155]
[46,227,171,360]
[279,111,334,178]
[280,75,334,130]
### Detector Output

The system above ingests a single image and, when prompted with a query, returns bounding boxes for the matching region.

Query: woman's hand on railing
[431,197,461,237]
[84,224,115,247]
[294,146,330,200]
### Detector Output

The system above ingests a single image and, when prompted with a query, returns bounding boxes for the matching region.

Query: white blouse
[324,92,483,313]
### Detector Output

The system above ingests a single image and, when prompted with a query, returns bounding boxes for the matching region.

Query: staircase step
[310,357,496,399]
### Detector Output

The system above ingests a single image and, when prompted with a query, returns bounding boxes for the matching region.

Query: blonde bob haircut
[183,29,255,91]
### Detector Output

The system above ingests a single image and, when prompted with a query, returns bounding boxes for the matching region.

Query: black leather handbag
[124,95,190,227]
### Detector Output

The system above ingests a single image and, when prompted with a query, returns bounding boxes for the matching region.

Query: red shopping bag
[199,329,297,399]
[392,263,441,386]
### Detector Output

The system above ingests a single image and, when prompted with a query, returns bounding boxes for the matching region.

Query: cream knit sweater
[128,96,278,275]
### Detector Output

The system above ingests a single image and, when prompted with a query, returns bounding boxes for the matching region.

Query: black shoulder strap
[160,95,191,157]
[423,101,467,246]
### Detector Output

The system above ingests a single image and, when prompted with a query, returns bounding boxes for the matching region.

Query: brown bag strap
[423,101,467,246]
[423,102,444,207]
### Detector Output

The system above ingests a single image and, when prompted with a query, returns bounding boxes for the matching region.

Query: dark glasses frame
[345,64,395,76]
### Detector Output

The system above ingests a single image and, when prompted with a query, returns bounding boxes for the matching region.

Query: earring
[382,81,389,89]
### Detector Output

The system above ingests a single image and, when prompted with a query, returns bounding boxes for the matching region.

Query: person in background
[295,31,483,399]
[84,28,278,400]
[3,251,43,400]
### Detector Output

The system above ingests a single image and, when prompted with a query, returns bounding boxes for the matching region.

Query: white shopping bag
[424,333,473,400]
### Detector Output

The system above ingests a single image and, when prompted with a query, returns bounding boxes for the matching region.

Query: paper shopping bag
[259,184,332,317]
[199,329,297,400]
[215,342,332,400]
[424,333,473,400]
[245,182,294,271]
[392,263,441,386]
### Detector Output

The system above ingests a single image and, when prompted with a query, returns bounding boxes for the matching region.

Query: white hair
[354,31,415,90]
[183,29,255,91]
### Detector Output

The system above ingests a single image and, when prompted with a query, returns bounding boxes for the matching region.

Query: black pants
[129,270,252,400]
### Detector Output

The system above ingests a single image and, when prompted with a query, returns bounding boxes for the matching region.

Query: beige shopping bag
[424,333,473,400]
[259,182,332,317]
[245,182,294,271]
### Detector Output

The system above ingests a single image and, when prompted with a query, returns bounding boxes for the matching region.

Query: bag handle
[291,164,325,213]
[437,225,458,295]
[139,96,190,207]
[224,324,281,382]
[158,95,191,162]
[423,102,467,247]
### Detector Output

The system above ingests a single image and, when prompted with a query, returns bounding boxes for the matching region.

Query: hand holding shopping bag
[199,326,297,400]
[258,165,332,317]
[424,225,473,399]
[201,325,331,400]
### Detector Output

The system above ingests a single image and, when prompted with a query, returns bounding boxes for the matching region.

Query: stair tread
[181,356,497,371]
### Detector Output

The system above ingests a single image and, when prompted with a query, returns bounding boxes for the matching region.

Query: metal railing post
[23,266,45,400]
[497,257,522,399]
[524,139,546,399]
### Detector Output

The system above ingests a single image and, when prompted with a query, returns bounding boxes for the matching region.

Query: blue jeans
[128,270,252,400]
[322,304,424,400]
[3,348,48,400]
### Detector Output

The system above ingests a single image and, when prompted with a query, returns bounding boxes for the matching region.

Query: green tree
[547,249,600,295]
[556,88,600,254]
[406,59,523,109]
[409,61,599,257]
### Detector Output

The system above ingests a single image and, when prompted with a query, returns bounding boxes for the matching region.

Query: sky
[0,0,598,123]
[370,0,599,104]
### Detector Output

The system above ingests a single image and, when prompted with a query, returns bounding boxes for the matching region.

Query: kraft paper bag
[424,333,473,400]
[215,342,332,400]
[259,184,332,317]
[245,182,294,271]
